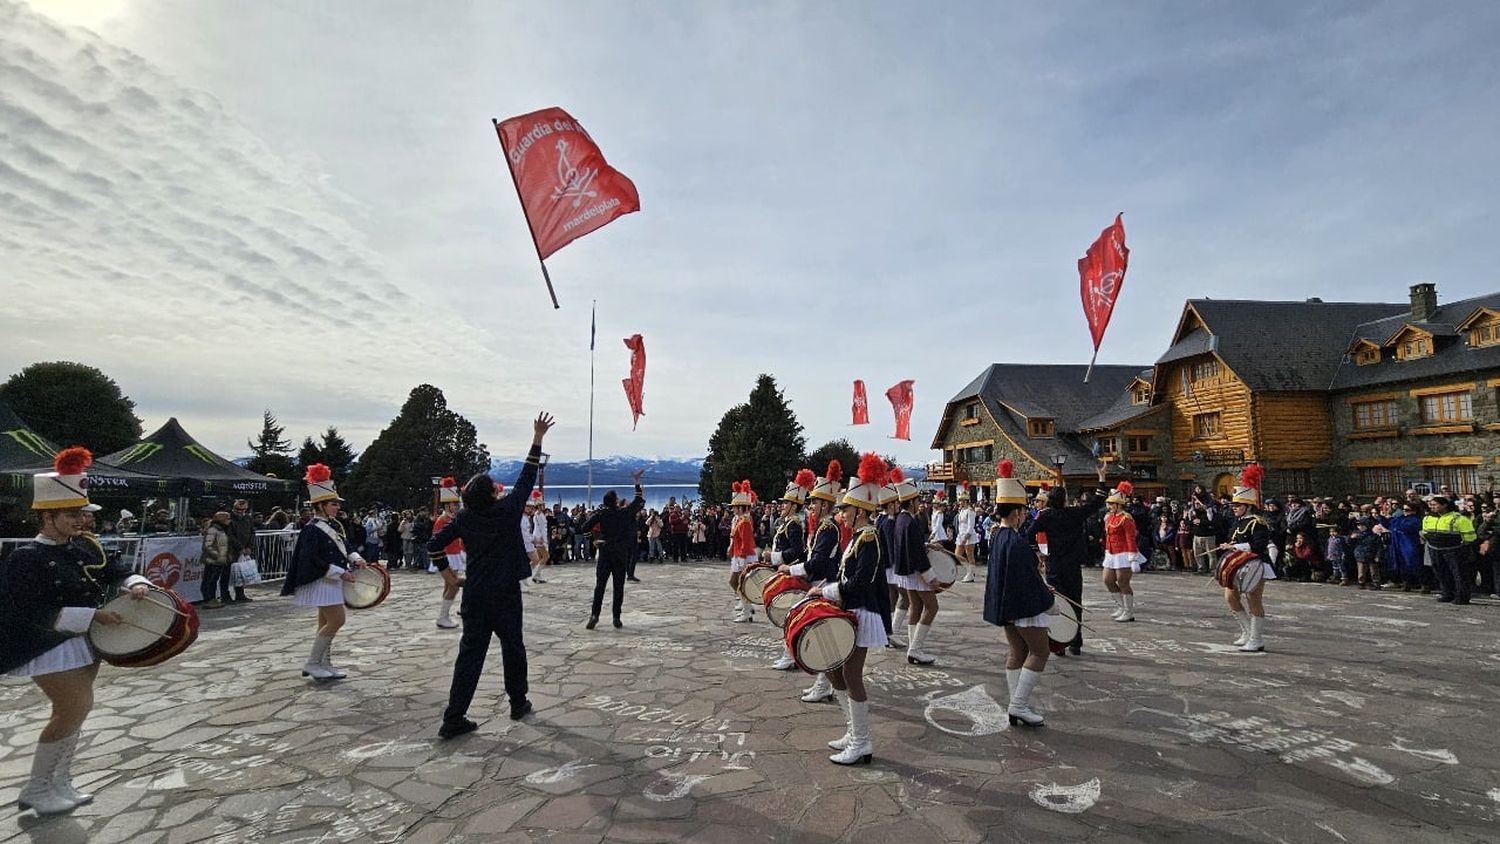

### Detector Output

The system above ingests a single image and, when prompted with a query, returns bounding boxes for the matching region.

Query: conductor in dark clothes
[430,412,554,739]
[1026,461,1107,656]
[577,470,646,630]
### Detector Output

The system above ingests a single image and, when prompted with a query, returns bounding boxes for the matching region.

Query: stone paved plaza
[2,561,1497,843]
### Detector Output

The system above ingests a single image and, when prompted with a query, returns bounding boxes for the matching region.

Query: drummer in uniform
[0,448,152,815]
[768,469,815,669]
[727,481,758,623]
[1215,464,1277,652]
[982,459,1055,728]
[281,464,367,680]
[432,477,466,628]
[1102,481,1141,622]
[876,468,902,648]
[780,460,843,703]
[818,454,892,765]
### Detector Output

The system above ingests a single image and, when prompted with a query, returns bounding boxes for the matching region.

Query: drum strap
[314,519,349,556]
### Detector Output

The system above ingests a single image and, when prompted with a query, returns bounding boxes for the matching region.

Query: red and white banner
[622,334,646,429]
[137,535,206,603]
[851,380,869,425]
[496,107,640,259]
[1079,213,1130,352]
[885,380,915,441]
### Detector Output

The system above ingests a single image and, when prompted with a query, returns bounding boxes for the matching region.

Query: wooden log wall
[1161,358,1254,462]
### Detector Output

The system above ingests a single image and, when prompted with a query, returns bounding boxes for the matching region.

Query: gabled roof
[1163,299,1407,391]
[1382,322,1456,346]
[0,401,186,497]
[1332,291,1500,390]
[1455,307,1500,331]
[1076,369,1163,432]
[103,418,295,494]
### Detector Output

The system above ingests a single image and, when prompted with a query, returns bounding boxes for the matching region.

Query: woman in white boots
[768,469,814,670]
[1101,481,1142,622]
[1,448,153,815]
[726,481,758,623]
[782,461,843,702]
[1217,464,1276,653]
[281,464,367,680]
[955,484,979,582]
[432,477,466,628]
[982,460,1054,728]
[820,454,892,765]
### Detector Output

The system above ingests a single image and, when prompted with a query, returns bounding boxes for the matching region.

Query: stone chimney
[1409,283,1437,322]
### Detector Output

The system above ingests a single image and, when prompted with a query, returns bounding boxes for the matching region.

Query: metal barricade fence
[1,531,299,583]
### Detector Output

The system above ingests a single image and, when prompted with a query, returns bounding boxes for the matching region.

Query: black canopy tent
[0,402,186,500]
[102,418,297,497]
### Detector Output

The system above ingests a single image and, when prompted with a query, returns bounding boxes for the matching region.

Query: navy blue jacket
[802,517,841,582]
[984,525,1054,626]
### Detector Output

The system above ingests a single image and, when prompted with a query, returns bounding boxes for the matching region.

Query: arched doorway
[1213,473,1236,498]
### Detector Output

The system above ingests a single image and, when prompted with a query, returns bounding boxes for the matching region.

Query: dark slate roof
[1075,372,1163,432]
[102,418,295,494]
[1332,291,1500,390]
[1156,327,1215,366]
[1177,299,1407,391]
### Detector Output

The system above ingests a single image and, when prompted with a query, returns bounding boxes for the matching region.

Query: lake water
[532,484,703,511]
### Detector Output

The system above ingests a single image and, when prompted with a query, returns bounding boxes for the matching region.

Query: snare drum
[762,572,811,628]
[1046,596,1079,655]
[783,597,857,674]
[924,547,960,592]
[343,565,391,610]
[88,586,200,668]
[738,562,777,605]
[1216,550,1263,594]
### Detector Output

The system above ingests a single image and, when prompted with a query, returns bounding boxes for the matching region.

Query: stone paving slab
[2,561,1497,842]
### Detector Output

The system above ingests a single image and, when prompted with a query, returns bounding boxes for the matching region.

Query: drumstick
[107,617,172,637]
[1047,591,1100,634]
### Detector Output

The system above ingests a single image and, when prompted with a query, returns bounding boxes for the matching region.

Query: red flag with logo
[885,380,915,441]
[852,380,869,425]
[495,107,640,260]
[1079,213,1130,354]
[622,334,645,430]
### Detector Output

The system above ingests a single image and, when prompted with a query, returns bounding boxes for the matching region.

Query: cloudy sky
[4,1,1498,466]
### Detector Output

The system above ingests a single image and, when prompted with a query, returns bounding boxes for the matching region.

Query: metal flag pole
[587,299,596,507]
[1084,348,1098,383]
[492,118,561,310]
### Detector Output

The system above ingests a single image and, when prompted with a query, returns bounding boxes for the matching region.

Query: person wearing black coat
[1027,462,1107,656]
[984,463,1055,728]
[428,413,553,739]
[577,470,647,630]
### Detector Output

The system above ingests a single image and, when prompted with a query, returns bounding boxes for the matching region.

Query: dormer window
[1131,385,1150,405]
[1353,343,1381,366]
[1457,307,1500,349]
[1027,418,1055,438]
[1386,325,1435,361]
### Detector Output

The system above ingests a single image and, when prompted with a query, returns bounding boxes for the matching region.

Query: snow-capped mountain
[489,456,706,485]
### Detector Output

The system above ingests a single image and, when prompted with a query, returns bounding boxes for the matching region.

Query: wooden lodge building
[930,283,1500,500]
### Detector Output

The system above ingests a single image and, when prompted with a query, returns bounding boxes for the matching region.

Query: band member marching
[282,464,369,680]
[769,469,815,670]
[727,481,758,623]
[1102,481,1141,622]
[955,483,979,582]
[782,461,843,702]
[820,454,893,765]
[1216,464,1277,653]
[432,477,466,628]
[525,490,551,585]
[983,460,1055,727]
[1,449,153,815]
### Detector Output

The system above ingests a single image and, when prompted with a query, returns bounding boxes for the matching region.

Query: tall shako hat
[1231,463,1263,507]
[841,453,888,513]
[890,466,921,502]
[879,465,903,507]
[810,460,843,503]
[305,463,343,504]
[783,468,816,506]
[527,489,543,507]
[1106,480,1134,506]
[438,476,461,504]
[993,459,1028,504]
[956,480,971,502]
[730,480,755,507]
[932,489,947,507]
[33,447,93,511]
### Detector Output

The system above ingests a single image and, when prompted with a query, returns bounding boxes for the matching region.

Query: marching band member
[984,460,1054,727]
[525,490,551,585]
[768,469,815,669]
[432,477,466,629]
[955,483,979,582]
[1,449,151,815]
[1102,481,1141,622]
[782,461,843,702]
[821,454,892,765]
[1216,464,1277,653]
[876,470,901,647]
[887,467,923,652]
[727,481,758,623]
[928,490,952,550]
[282,464,367,680]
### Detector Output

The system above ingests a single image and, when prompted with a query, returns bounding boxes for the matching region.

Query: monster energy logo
[184,444,217,465]
[114,442,162,464]
[2,428,52,458]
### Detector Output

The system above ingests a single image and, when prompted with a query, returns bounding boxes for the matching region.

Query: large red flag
[495,107,640,261]
[852,380,869,425]
[885,380,915,441]
[1078,213,1129,380]
[622,334,645,430]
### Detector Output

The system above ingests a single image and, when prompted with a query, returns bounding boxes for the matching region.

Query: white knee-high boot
[1008,667,1045,727]
[801,671,834,702]
[827,691,854,750]
[1109,592,1124,620]
[437,599,458,629]
[51,733,92,805]
[1239,615,1265,653]
[320,635,347,679]
[303,636,334,680]
[1118,594,1135,622]
[1231,610,1251,646]
[829,699,872,764]
[907,623,936,665]
[16,739,77,815]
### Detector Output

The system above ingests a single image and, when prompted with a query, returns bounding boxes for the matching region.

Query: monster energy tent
[0,401,184,499]
[102,418,295,496]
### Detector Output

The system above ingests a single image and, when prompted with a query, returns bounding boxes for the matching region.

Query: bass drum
[924,547,960,592]
[89,586,200,668]
[343,566,391,610]
[1046,596,1078,655]
[1216,550,1263,594]
[784,597,857,674]
[762,572,811,628]
[738,562,777,606]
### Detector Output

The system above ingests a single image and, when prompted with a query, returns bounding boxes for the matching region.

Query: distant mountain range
[489,456,706,485]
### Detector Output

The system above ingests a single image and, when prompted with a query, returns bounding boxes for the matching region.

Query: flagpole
[1084,349,1098,383]
[492,118,561,310]
[587,300,596,507]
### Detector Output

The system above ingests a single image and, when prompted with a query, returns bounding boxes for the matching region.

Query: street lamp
[1051,453,1067,485]
[538,452,551,498]
[430,476,443,515]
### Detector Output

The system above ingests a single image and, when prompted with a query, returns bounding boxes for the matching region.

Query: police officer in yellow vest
[1421,494,1477,605]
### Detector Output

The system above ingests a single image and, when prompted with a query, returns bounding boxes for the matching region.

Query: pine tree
[319,427,357,483]
[699,374,805,504]
[344,385,490,507]
[0,361,143,454]
[807,439,861,480]
[246,410,297,479]
[297,436,323,473]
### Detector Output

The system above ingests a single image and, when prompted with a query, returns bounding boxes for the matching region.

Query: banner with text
[137,535,206,603]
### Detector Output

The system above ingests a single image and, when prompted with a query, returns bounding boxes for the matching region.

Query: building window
[1280,469,1312,494]
[1131,386,1150,405]
[1127,435,1152,453]
[1027,419,1055,437]
[1420,391,1472,424]
[1358,467,1403,496]
[965,402,979,420]
[1352,399,1398,430]
[1471,325,1499,348]
[1192,412,1222,438]
[1096,436,1118,456]
[1397,335,1433,361]
[1354,346,1381,365]
[1190,360,1220,382]
[957,445,993,464]
[1426,465,1479,495]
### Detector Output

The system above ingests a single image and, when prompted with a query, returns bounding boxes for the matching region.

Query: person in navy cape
[281,463,368,681]
[983,460,1053,728]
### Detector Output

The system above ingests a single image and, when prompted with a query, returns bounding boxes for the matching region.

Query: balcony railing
[926,461,956,481]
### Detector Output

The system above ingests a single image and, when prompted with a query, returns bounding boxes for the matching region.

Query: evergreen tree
[344,385,490,507]
[318,426,357,483]
[297,436,322,473]
[246,410,297,479]
[0,361,143,454]
[807,439,861,480]
[698,374,805,504]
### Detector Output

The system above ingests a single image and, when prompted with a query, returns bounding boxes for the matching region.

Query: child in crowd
[1325,529,1350,585]
[1350,516,1383,590]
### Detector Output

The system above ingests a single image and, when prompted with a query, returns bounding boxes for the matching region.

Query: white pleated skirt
[897,574,934,592]
[446,552,467,574]
[293,577,346,607]
[885,568,899,585]
[851,608,888,649]
[1011,610,1050,629]
[729,555,754,574]
[7,637,94,677]
[1102,551,1141,572]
